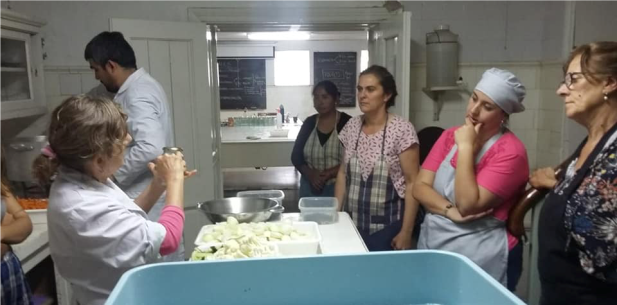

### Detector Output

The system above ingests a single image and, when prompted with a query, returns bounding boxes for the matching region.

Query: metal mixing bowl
[196,197,284,223]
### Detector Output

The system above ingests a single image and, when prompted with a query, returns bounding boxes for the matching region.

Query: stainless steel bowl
[196,197,284,223]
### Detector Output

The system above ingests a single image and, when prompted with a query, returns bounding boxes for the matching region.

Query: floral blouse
[554,138,617,282]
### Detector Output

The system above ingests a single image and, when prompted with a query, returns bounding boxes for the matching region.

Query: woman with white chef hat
[33,95,195,305]
[413,68,529,290]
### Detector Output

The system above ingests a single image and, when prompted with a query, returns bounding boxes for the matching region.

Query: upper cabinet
[1,10,46,120]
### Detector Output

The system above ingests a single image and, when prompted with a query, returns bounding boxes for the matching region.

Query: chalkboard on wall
[218,59,267,110]
[313,52,357,107]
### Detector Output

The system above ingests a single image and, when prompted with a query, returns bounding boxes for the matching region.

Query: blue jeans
[299,176,335,198]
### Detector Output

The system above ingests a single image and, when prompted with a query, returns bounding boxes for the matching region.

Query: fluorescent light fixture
[248,32,310,41]
[289,25,301,32]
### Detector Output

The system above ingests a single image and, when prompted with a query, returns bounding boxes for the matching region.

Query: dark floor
[223,166,301,213]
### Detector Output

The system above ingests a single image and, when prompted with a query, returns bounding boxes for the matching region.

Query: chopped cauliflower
[190,235,278,261]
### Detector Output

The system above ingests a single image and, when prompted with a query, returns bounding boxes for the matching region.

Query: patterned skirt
[1,250,33,305]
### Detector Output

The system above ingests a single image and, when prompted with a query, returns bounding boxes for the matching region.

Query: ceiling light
[248,32,311,41]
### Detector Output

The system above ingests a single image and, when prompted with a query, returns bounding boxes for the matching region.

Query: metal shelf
[422,86,462,121]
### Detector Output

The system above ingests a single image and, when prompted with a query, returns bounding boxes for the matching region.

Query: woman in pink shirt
[413,68,529,291]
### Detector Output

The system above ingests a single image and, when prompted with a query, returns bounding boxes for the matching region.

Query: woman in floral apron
[335,65,422,251]
[530,42,617,305]
[292,80,351,197]
[413,68,529,290]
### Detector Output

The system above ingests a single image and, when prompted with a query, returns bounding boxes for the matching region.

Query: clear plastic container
[298,197,338,224]
[236,190,284,207]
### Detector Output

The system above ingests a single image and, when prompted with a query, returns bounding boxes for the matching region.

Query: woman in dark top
[292,80,351,198]
[530,41,617,305]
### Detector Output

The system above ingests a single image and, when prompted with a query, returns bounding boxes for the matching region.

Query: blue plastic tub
[106,250,524,305]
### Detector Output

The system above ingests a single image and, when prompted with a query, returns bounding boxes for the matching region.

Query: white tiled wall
[0,67,98,138]
[410,62,565,170]
[403,1,551,63]
[3,1,550,66]
[536,63,566,168]
[12,60,564,173]
[45,67,96,111]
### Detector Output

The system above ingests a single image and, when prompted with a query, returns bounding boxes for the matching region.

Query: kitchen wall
[218,40,367,122]
[410,63,541,170]
[2,1,616,168]
[574,1,617,45]
[0,0,565,66]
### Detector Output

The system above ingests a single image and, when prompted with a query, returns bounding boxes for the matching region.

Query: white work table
[281,212,368,255]
[220,123,302,168]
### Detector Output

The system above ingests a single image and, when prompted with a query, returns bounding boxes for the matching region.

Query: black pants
[359,220,423,252]
[507,241,524,292]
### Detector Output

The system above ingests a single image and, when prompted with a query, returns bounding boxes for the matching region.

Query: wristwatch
[444,203,454,217]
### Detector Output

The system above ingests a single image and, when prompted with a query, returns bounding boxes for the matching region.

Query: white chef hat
[475,68,526,114]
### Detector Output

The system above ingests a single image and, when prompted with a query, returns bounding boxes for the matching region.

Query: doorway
[187,3,412,209]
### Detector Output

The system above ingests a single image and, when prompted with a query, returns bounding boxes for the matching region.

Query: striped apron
[299,112,342,197]
[343,115,404,251]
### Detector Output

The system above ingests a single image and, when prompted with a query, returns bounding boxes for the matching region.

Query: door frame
[187,3,399,27]
[187,5,411,121]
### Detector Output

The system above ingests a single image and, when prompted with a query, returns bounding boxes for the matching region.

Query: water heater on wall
[426,25,459,88]
[422,25,461,121]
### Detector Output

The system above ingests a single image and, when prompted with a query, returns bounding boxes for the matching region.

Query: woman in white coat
[33,95,195,305]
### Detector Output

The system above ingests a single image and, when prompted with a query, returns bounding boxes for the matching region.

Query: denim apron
[417,132,509,285]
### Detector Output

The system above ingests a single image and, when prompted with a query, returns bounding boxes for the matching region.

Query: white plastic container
[299,197,338,224]
[194,221,321,257]
[269,129,289,138]
[236,190,284,207]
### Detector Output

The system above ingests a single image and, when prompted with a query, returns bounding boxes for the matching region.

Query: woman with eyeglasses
[530,41,617,305]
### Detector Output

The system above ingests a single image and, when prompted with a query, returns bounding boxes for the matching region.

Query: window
[274,50,310,86]
[360,50,369,72]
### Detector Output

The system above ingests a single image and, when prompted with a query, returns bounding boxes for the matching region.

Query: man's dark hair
[84,31,137,69]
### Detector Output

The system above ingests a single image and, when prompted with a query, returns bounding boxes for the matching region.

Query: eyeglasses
[561,72,607,90]
[561,72,586,90]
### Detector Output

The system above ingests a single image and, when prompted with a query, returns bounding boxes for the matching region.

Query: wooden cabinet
[1,10,46,120]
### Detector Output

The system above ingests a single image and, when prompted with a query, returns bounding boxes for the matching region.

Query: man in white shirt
[84,31,182,261]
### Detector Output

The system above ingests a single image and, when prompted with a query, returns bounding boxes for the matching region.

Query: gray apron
[417,132,509,285]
